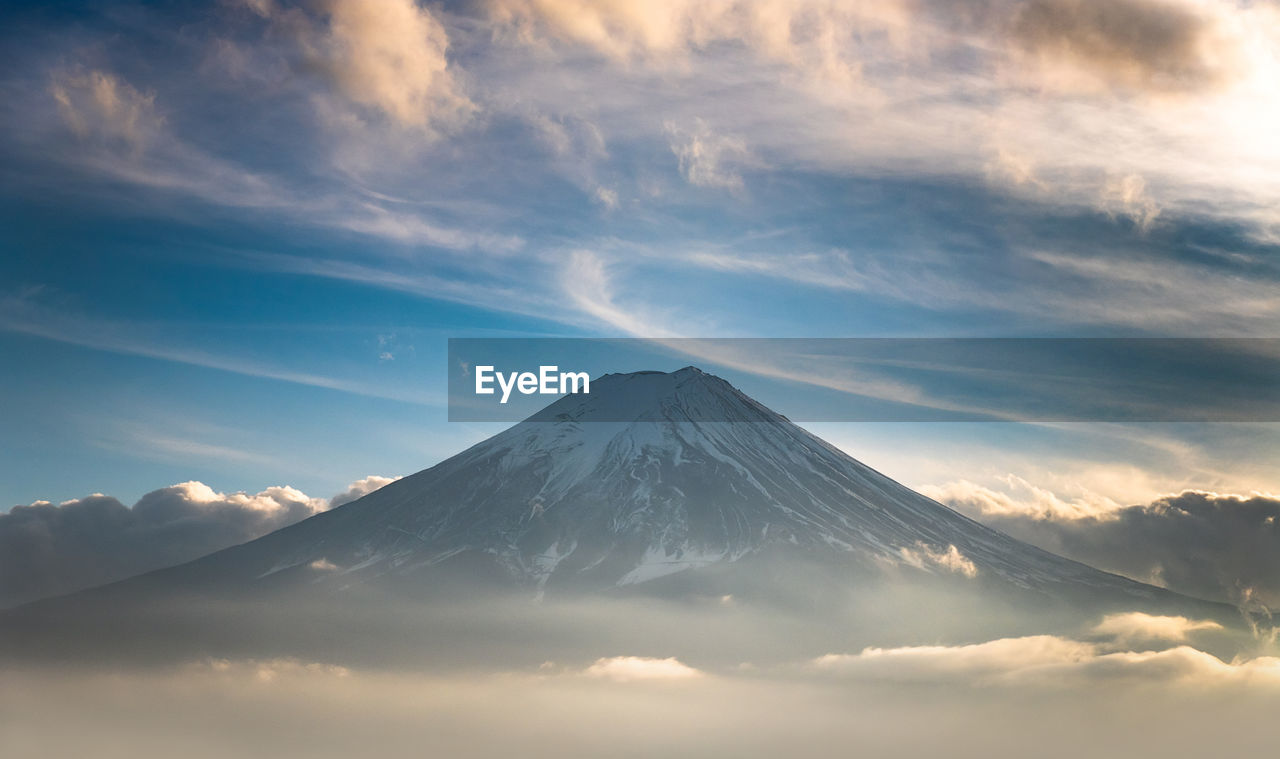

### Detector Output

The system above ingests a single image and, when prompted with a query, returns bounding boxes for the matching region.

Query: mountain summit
[153,367,1177,607]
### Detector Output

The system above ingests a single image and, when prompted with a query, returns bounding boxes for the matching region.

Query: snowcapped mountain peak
[222,366,1171,604]
[528,366,781,425]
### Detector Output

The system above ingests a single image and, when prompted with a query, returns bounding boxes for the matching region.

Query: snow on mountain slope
[206,367,1169,602]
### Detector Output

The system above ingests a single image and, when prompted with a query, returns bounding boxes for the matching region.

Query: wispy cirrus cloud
[665,119,755,191]
[0,290,440,406]
[23,53,511,254]
[3,0,1278,525]
[10,0,1280,342]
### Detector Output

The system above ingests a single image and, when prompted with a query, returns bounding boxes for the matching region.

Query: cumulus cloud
[315,0,475,131]
[930,485,1280,607]
[897,542,978,578]
[0,476,396,608]
[582,656,704,682]
[921,475,1123,521]
[248,0,474,133]
[328,475,401,508]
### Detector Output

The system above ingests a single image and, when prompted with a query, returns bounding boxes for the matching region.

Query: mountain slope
[142,367,1180,607]
[6,366,1250,669]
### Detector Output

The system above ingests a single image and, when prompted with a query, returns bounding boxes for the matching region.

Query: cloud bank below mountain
[927,483,1280,608]
[0,476,397,608]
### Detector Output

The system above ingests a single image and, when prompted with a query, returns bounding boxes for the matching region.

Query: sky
[1,0,1278,594]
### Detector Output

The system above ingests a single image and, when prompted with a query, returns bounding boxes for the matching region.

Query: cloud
[194,656,351,683]
[582,656,704,682]
[1092,612,1223,644]
[555,251,1010,416]
[486,0,911,81]
[9,0,1280,376]
[331,202,524,251]
[921,475,1123,521]
[50,69,162,152]
[1006,0,1243,94]
[931,485,1280,607]
[249,0,474,133]
[16,0,1280,336]
[560,249,680,336]
[523,112,618,206]
[897,542,978,578]
[488,0,1251,100]
[813,635,1095,682]
[665,119,753,191]
[813,637,1280,687]
[40,66,303,213]
[0,476,395,608]
[328,475,400,508]
[7,647,1280,759]
[593,185,619,208]
[324,0,472,130]
[1099,172,1161,230]
[37,69,501,256]
[8,641,1280,759]
[233,251,556,325]
[626,231,1279,336]
[0,291,441,406]
[483,0,1280,248]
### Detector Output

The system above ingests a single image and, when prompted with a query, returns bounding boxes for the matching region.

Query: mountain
[5,366,1246,667]
[112,367,1184,605]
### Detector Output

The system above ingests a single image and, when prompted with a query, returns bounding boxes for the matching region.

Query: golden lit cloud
[897,542,979,578]
[50,70,161,152]
[1093,612,1224,644]
[813,631,1280,687]
[582,655,704,682]
[318,0,475,131]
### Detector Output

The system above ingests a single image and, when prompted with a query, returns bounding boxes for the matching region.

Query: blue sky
[1,0,1277,513]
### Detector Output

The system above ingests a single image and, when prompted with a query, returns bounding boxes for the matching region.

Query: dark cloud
[1008,0,1237,93]
[0,478,393,608]
[953,491,1280,608]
